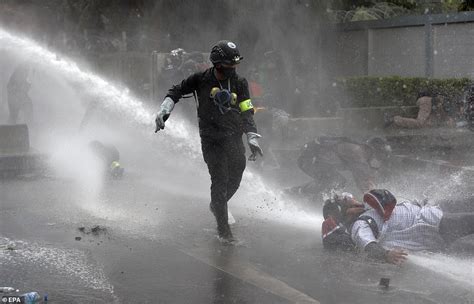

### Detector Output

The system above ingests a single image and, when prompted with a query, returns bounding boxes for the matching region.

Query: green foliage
[458,0,474,11]
[335,76,471,108]
[441,0,464,12]
[320,0,415,11]
[324,0,474,23]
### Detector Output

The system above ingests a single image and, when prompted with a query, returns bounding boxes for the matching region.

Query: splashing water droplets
[0,27,151,126]
[0,26,320,233]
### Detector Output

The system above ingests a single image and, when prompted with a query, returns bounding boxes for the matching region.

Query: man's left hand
[386,249,408,265]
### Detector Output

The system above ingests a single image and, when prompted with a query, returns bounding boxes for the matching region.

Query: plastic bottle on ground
[21,291,41,304]
[0,287,17,293]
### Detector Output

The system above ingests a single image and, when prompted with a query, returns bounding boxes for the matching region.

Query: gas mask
[210,86,237,114]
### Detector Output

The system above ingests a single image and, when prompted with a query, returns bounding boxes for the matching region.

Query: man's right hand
[386,249,408,265]
[154,97,175,133]
[155,111,169,132]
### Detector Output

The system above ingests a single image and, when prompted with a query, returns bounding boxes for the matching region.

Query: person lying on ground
[321,189,474,265]
[385,90,455,129]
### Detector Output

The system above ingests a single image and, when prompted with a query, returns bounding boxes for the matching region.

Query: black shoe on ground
[210,202,235,242]
[217,223,234,242]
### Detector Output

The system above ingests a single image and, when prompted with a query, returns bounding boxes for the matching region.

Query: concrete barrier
[0,124,30,153]
[338,106,418,133]
[286,116,344,146]
[285,106,418,142]
[0,124,47,177]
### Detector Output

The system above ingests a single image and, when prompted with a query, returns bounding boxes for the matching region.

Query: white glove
[155,97,175,132]
[246,132,263,161]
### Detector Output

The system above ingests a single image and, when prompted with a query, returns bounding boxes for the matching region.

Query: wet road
[0,169,318,304]
[1,164,473,304]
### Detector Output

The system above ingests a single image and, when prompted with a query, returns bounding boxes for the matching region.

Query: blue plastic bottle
[21,292,41,304]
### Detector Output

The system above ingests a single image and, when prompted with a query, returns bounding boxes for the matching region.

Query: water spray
[0,27,197,149]
[408,252,474,289]
[0,27,320,232]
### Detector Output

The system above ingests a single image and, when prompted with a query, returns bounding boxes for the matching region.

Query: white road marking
[181,247,320,304]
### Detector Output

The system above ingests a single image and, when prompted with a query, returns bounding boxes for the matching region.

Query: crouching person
[88,141,124,179]
[294,136,391,197]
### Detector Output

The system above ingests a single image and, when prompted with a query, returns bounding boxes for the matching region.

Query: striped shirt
[351,201,445,251]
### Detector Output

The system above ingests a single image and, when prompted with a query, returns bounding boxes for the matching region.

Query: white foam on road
[0,237,115,295]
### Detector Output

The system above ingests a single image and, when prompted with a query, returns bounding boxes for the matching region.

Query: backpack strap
[355,215,379,239]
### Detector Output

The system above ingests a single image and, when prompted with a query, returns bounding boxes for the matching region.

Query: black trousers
[436,198,474,244]
[201,135,246,226]
[439,213,474,244]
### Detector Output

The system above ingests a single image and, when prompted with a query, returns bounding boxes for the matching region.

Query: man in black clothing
[155,40,263,241]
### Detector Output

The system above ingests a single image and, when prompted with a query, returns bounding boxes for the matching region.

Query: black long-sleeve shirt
[166,67,257,139]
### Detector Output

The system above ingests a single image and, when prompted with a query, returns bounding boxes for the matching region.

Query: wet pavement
[0,174,313,304]
[1,163,473,304]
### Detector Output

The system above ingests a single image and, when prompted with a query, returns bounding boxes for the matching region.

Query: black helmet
[323,199,342,220]
[209,40,243,66]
